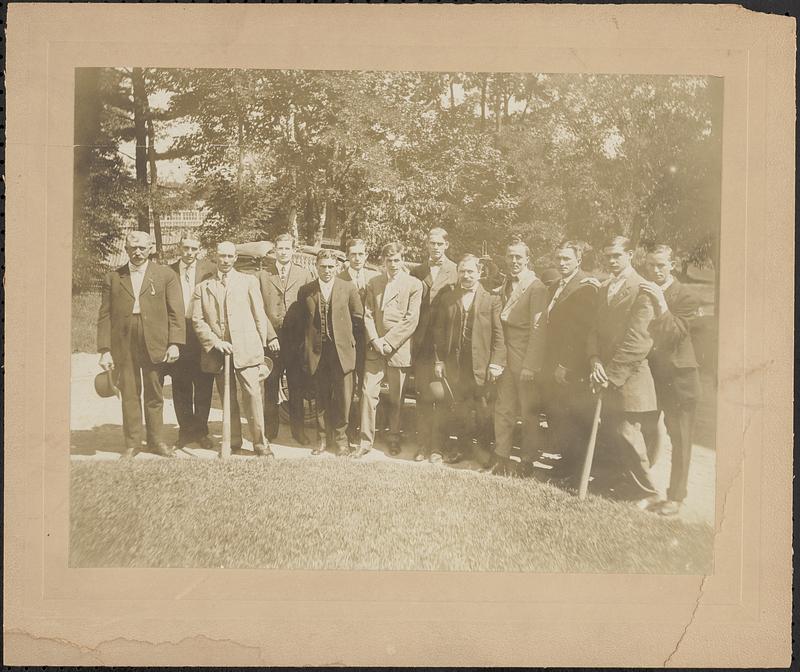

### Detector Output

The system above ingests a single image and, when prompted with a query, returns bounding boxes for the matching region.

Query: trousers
[217,363,267,449]
[314,341,353,449]
[117,315,166,451]
[360,353,407,448]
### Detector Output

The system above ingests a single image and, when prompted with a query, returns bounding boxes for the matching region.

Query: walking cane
[221,353,232,460]
[578,389,603,500]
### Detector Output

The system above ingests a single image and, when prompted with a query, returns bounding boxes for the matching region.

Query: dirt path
[71,353,716,525]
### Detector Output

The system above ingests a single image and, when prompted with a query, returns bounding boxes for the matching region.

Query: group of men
[97,226,702,516]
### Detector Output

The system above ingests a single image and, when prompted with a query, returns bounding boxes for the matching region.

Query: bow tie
[429,260,443,268]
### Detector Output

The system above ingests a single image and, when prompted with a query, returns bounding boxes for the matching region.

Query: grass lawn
[70,459,713,573]
[73,291,101,353]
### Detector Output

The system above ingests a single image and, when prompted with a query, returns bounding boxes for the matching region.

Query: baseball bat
[221,353,231,459]
[578,391,603,500]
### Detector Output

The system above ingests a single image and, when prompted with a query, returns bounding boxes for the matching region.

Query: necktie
[185,269,191,284]
[279,265,287,286]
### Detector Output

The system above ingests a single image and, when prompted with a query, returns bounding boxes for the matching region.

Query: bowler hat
[428,376,454,404]
[257,356,274,382]
[94,369,120,398]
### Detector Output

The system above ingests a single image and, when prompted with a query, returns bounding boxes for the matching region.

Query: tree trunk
[131,68,150,234]
[146,116,163,256]
[314,200,328,247]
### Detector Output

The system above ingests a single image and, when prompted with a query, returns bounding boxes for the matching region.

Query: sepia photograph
[70,66,721,573]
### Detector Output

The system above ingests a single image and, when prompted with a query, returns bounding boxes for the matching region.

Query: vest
[319,293,334,344]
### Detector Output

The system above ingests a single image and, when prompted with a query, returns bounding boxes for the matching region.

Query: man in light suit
[298,249,364,456]
[169,233,217,450]
[356,241,423,458]
[542,241,599,482]
[587,235,659,504]
[258,233,316,444]
[641,244,702,516]
[489,240,549,476]
[410,227,458,462]
[97,231,185,458]
[433,254,506,464]
[338,238,379,445]
[192,241,278,457]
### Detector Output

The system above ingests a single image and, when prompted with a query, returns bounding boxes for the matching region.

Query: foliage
[75,68,722,272]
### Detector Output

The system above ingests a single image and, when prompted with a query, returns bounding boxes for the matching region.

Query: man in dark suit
[641,244,702,516]
[587,235,660,505]
[433,254,506,464]
[338,238,379,445]
[97,231,185,458]
[169,233,217,450]
[410,227,458,462]
[542,241,599,482]
[299,249,364,456]
[258,233,316,444]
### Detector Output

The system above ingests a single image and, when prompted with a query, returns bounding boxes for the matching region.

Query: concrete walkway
[71,353,716,525]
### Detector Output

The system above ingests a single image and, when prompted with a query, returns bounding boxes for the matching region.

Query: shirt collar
[129,260,148,274]
[349,267,363,279]
[319,277,335,289]
[217,269,231,281]
[560,268,579,286]
[179,259,195,272]
[660,276,675,292]
[460,284,478,293]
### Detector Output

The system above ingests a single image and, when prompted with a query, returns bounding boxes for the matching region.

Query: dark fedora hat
[428,376,454,404]
[94,369,120,398]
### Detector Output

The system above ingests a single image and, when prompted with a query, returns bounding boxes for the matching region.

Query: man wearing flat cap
[192,241,278,457]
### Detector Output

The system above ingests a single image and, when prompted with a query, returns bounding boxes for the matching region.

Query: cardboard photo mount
[4,4,794,667]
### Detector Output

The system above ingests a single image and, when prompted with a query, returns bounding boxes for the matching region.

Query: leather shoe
[292,430,311,446]
[311,442,327,456]
[429,452,444,464]
[387,438,401,456]
[657,500,682,517]
[352,445,371,459]
[197,435,214,451]
[336,445,351,458]
[120,447,136,460]
[413,451,428,462]
[254,443,273,458]
[490,457,515,477]
[444,451,465,464]
[156,442,175,458]
[636,495,664,512]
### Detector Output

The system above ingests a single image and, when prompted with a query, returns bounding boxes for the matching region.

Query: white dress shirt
[128,260,149,315]
[178,260,196,318]
[348,267,366,291]
[429,263,441,283]
[460,285,478,312]
[276,262,291,284]
[319,278,334,302]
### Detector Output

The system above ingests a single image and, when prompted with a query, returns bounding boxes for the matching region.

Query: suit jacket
[298,278,364,375]
[648,279,701,404]
[411,257,458,360]
[543,270,599,380]
[363,272,424,368]
[258,260,316,361]
[97,262,185,364]
[192,269,276,374]
[586,267,657,412]
[170,258,217,349]
[492,269,549,373]
[338,267,379,364]
[433,284,506,387]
